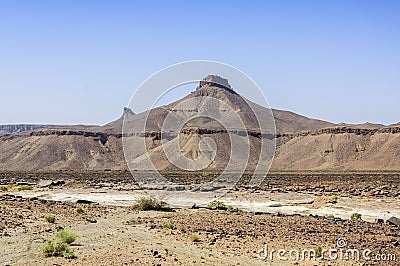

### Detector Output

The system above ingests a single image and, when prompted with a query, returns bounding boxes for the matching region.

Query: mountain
[272,109,334,132]
[110,76,334,134]
[0,75,399,171]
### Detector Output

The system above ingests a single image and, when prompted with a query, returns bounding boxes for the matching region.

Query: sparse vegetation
[0,183,15,192]
[351,213,362,221]
[76,207,85,214]
[40,240,55,257]
[18,185,33,191]
[17,213,23,219]
[329,196,338,204]
[45,215,56,223]
[164,220,174,229]
[179,226,186,232]
[40,240,75,259]
[189,233,201,242]
[132,197,168,211]
[207,200,226,210]
[56,229,77,244]
[128,218,137,223]
[40,229,77,259]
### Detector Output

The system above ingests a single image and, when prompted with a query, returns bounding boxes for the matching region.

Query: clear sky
[1,0,399,125]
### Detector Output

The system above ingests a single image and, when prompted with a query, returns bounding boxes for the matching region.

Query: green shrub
[351,213,362,221]
[330,196,338,204]
[54,241,74,259]
[132,197,167,211]
[39,240,75,259]
[0,183,15,192]
[128,218,137,223]
[76,208,85,214]
[56,229,77,244]
[179,226,186,232]
[164,220,174,229]
[45,216,56,223]
[18,185,33,191]
[207,200,226,210]
[40,240,55,257]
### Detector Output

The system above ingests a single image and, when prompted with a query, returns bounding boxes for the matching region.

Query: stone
[76,199,97,204]
[86,217,97,223]
[387,216,400,227]
[166,185,187,191]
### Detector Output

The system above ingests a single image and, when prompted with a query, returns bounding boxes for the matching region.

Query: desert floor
[0,171,399,265]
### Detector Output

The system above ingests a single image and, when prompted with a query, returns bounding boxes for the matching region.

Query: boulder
[37,179,65,188]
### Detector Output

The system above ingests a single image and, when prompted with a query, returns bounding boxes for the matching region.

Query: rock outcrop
[198,75,232,91]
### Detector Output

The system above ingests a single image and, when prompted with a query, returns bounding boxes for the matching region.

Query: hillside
[272,126,400,170]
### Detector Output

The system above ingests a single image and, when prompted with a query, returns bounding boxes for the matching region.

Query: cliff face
[272,125,400,171]
[0,130,125,171]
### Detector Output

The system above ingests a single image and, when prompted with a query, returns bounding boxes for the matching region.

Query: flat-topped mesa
[197,75,233,91]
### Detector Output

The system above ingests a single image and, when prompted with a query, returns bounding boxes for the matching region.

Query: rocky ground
[1,171,399,198]
[0,172,399,265]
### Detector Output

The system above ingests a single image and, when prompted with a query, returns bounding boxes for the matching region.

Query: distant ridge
[0,125,54,135]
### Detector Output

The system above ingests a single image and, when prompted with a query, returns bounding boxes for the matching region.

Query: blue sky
[1,0,399,125]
